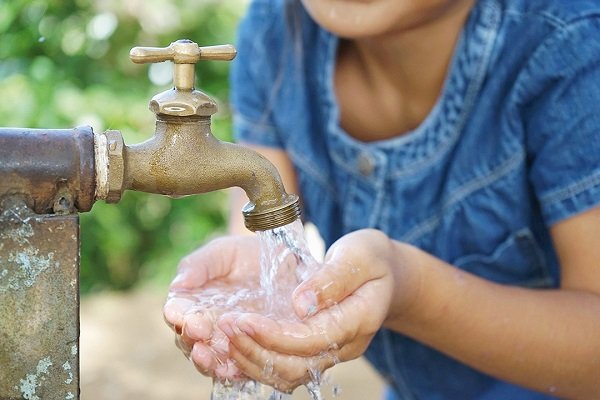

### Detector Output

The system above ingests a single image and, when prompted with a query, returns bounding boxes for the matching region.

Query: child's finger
[292,250,386,319]
[227,286,376,357]
[214,358,244,381]
[226,314,324,357]
[163,296,196,330]
[190,342,218,377]
[224,326,307,392]
[224,324,344,393]
[182,309,218,341]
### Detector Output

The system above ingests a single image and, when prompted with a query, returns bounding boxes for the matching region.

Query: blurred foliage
[0,0,247,292]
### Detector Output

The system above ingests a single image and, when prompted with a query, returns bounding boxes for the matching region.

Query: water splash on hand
[168,220,339,399]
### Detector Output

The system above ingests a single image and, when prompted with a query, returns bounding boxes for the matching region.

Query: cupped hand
[163,235,264,380]
[216,229,400,392]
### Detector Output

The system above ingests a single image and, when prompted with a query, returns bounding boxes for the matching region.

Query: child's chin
[300,0,402,39]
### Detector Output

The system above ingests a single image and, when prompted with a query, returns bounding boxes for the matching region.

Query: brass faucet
[94,40,300,231]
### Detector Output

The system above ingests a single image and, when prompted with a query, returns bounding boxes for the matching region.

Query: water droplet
[262,359,274,378]
[332,384,342,397]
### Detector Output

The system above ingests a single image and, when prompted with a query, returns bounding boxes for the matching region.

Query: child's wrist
[384,242,428,329]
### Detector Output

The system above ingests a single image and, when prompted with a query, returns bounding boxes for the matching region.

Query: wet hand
[217,229,398,392]
[163,235,263,380]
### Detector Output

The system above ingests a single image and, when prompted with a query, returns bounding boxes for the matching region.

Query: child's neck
[338,0,473,140]
[346,0,474,129]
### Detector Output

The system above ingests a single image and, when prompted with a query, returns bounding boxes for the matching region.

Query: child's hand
[216,229,402,392]
[163,236,263,380]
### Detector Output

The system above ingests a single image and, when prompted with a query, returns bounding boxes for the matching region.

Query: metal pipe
[0,126,96,213]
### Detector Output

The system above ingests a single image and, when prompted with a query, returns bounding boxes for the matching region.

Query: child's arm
[382,206,600,398]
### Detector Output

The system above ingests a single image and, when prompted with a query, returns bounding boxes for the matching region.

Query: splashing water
[167,219,340,399]
[210,380,292,400]
[257,219,320,317]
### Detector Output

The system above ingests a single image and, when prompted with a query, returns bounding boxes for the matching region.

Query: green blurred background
[0,0,247,293]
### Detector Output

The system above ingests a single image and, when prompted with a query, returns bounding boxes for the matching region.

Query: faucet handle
[130,39,236,90]
[130,40,236,64]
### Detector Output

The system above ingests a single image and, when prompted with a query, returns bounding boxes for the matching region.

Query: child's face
[300,0,474,38]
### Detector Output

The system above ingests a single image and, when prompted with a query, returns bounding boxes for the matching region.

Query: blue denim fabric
[231,0,600,398]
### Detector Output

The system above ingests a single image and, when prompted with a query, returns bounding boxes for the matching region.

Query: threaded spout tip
[242,195,301,232]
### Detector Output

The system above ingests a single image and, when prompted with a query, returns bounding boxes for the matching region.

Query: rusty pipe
[0,126,96,214]
[94,117,300,231]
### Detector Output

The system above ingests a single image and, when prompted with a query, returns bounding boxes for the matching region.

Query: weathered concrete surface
[0,204,79,400]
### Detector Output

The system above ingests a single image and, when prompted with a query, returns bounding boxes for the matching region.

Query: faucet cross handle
[130,39,236,91]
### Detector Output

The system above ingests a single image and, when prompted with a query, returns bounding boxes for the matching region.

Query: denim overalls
[231,0,600,398]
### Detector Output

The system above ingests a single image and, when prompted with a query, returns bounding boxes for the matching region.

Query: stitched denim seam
[288,149,337,197]
[370,178,387,228]
[318,29,333,113]
[256,46,286,129]
[452,227,530,266]
[503,10,567,29]
[233,113,278,136]
[244,9,285,130]
[388,0,501,180]
[513,15,600,103]
[343,177,387,229]
[329,149,364,177]
[378,192,391,233]
[401,150,525,243]
[540,168,600,206]
[342,182,357,230]
[342,158,388,229]
[453,227,552,287]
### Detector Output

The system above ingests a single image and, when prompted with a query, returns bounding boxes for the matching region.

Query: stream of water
[168,219,340,399]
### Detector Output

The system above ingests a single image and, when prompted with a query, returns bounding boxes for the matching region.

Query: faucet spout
[94,39,300,231]
[95,117,300,231]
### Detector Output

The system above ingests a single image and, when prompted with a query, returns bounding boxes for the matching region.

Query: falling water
[168,219,341,399]
[256,219,320,318]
